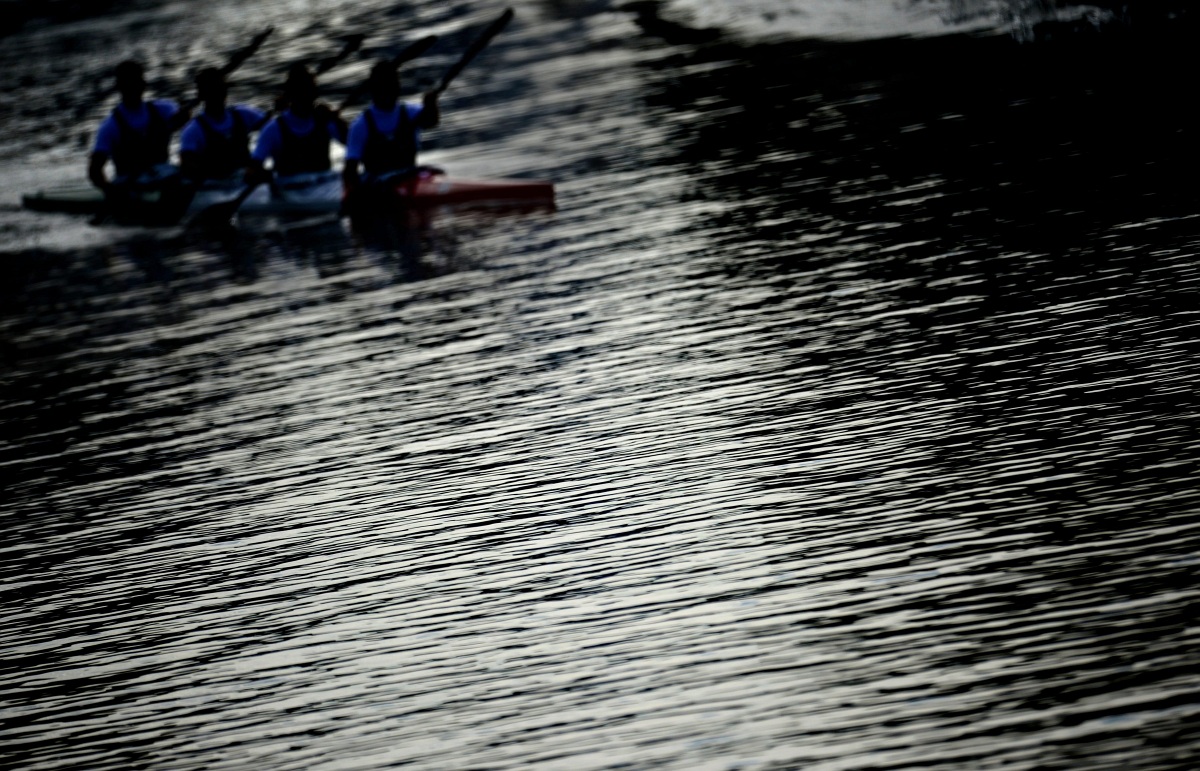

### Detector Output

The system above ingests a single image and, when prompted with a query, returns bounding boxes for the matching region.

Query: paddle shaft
[180,27,275,111]
[225,179,262,213]
[431,8,513,96]
[209,11,514,225]
[220,27,275,77]
[314,34,366,76]
[337,34,439,112]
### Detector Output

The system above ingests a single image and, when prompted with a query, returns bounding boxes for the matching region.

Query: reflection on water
[3,1,1200,769]
[667,0,1003,39]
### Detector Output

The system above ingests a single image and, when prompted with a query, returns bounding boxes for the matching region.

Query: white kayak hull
[22,170,556,219]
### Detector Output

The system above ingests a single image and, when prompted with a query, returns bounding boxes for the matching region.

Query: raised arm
[418,91,440,130]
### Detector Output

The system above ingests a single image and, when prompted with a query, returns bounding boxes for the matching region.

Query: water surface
[3,1,1199,769]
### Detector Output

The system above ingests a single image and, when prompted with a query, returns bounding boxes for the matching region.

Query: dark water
[3,1,1200,769]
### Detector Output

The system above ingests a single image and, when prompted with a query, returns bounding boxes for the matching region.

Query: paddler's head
[283,63,318,113]
[114,60,146,104]
[368,61,399,109]
[195,67,228,111]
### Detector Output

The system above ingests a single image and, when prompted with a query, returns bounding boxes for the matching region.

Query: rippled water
[3,1,1200,769]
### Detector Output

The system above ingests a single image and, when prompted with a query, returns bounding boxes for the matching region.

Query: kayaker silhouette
[342,60,441,200]
[180,67,269,182]
[87,60,191,198]
[248,64,348,185]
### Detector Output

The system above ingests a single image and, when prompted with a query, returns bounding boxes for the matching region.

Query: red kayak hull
[397,172,556,206]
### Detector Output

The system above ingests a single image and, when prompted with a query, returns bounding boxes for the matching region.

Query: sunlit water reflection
[3,1,1199,769]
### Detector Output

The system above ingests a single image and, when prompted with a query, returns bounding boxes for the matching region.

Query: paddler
[341,61,440,198]
[179,67,269,182]
[248,64,348,185]
[87,60,191,194]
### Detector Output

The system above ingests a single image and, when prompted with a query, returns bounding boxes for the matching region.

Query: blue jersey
[344,103,424,162]
[92,99,179,156]
[180,105,267,154]
[253,110,346,174]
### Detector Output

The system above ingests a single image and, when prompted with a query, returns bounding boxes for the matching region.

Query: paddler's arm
[244,160,270,186]
[88,152,112,191]
[179,151,202,181]
[88,116,119,190]
[417,91,440,129]
[245,122,275,186]
[167,102,192,132]
[342,159,362,194]
[315,102,349,143]
[341,115,367,194]
[178,119,205,180]
[234,106,272,178]
[247,106,271,131]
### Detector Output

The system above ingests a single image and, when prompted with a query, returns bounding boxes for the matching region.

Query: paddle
[430,8,513,97]
[342,9,514,223]
[336,34,440,112]
[273,33,367,111]
[315,34,367,76]
[222,27,276,77]
[194,33,440,227]
[188,34,376,227]
[180,27,275,111]
[87,27,276,226]
[78,26,274,124]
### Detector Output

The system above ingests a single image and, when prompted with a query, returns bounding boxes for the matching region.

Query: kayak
[21,169,555,219]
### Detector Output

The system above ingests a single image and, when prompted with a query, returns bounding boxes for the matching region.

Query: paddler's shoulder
[230,103,269,129]
[147,98,181,116]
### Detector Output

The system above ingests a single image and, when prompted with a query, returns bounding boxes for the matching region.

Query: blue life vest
[110,105,170,178]
[276,117,332,176]
[194,110,252,179]
[362,108,417,176]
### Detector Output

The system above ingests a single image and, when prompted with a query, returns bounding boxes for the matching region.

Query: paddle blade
[393,34,440,67]
[337,34,441,111]
[190,182,261,228]
[193,199,242,226]
[314,33,367,75]
[433,8,513,95]
[221,27,275,76]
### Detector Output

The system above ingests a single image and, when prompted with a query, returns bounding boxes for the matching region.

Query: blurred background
[2,2,1199,769]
